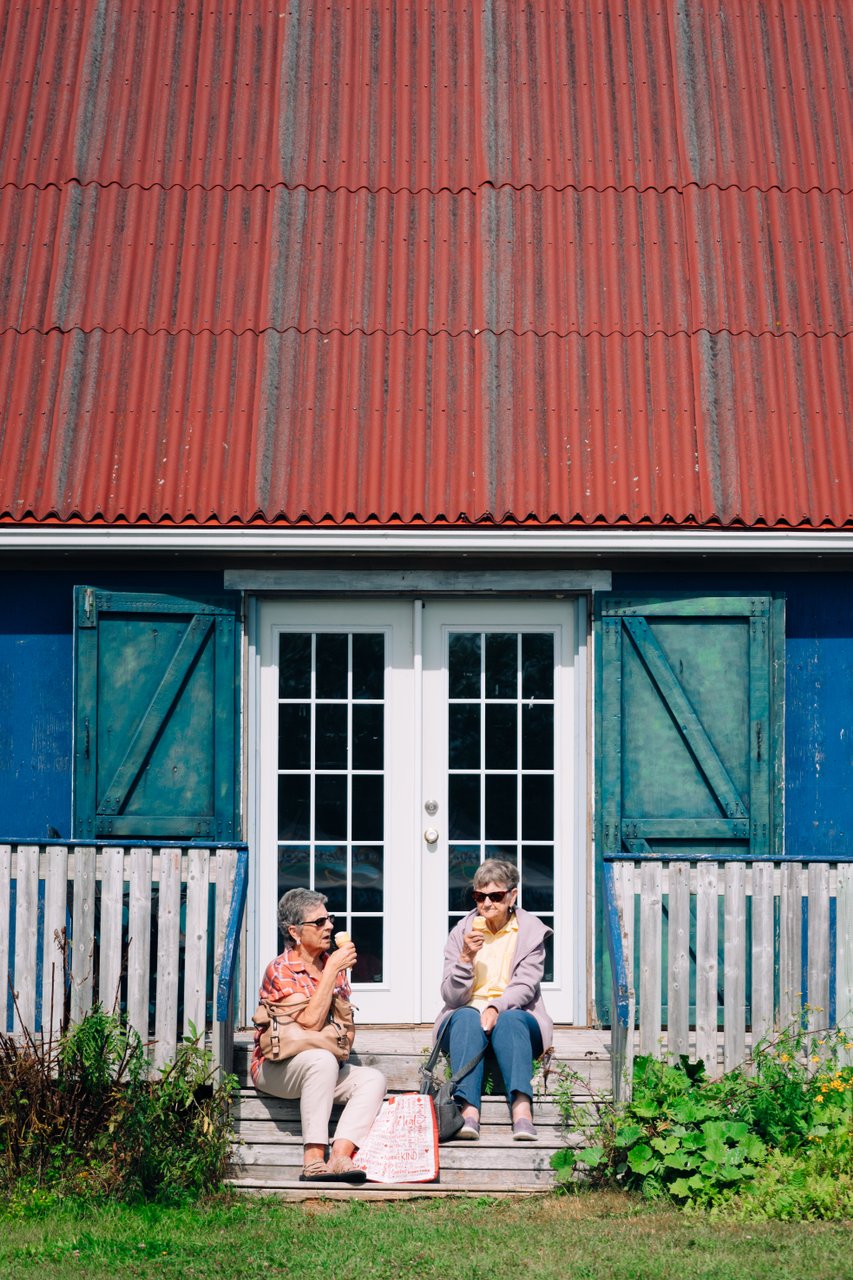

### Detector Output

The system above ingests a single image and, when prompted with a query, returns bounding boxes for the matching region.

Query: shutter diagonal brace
[99,615,215,815]
[623,616,748,820]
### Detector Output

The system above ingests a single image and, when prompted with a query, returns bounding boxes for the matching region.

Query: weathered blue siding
[0,567,851,851]
[0,571,226,838]
[613,572,853,856]
[785,578,853,854]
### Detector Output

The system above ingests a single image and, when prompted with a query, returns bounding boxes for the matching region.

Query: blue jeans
[438,1006,543,1111]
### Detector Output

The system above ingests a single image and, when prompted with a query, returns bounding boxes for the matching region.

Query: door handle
[423,827,440,845]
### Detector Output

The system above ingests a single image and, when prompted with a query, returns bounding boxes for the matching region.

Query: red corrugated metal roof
[4,183,851,338]
[0,0,851,529]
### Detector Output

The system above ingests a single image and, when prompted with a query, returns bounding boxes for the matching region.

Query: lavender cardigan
[433,907,554,1051]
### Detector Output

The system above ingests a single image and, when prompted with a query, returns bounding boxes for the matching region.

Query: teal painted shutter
[73,589,241,840]
[597,593,784,859]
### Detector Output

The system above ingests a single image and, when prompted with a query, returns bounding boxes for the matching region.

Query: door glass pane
[485,704,517,769]
[277,631,386,981]
[485,775,517,839]
[449,633,481,697]
[449,774,480,838]
[315,704,348,769]
[279,703,310,768]
[352,704,383,768]
[447,628,557,973]
[315,633,348,698]
[352,634,384,699]
[449,703,480,769]
[522,703,553,769]
[521,634,554,699]
[314,845,347,912]
[279,634,312,698]
[485,633,517,697]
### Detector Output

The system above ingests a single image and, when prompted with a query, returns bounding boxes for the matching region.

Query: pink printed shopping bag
[352,1093,439,1183]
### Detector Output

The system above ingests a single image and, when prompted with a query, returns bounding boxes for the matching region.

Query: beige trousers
[255,1051,386,1147]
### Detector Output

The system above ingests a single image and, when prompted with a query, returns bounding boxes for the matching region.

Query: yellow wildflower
[811,1055,822,1064]
[780,1053,790,1063]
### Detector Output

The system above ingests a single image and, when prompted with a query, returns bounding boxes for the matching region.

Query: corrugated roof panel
[1,327,850,528]
[672,1,853,192]
[3,1,849,194]
[1,0,852,532]
[0,183,694,336]
[4,182,850,338]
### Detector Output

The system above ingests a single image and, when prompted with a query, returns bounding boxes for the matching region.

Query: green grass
[1,1193,851,1280]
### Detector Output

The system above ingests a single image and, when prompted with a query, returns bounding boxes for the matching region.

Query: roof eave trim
[2,527,853,554]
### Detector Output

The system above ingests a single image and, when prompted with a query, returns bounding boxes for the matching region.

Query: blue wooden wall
[612,572,853,856]
[0,567,851,852]
[0,571,225,838]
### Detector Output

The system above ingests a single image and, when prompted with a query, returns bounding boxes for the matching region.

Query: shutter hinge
[78,587,97,628]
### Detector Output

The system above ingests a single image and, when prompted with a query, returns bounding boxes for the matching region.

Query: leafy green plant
[551,1022,853,1217]
[1,1005,236,1202]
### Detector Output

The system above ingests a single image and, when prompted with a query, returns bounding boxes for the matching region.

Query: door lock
[423,827,440,845]
[424,799,438,815]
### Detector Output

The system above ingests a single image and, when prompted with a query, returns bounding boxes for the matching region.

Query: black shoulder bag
[418,1017,488,1143]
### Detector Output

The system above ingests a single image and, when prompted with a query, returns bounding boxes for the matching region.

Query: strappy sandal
[298,1157,367,1184]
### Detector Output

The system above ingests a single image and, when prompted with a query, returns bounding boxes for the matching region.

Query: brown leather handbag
[253,993,353,1063]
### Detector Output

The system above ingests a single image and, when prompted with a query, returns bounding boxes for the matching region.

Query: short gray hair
[473,859,519,892]
[278,887,328,943]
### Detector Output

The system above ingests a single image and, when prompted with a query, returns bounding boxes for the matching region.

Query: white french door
[255,598,584,1023]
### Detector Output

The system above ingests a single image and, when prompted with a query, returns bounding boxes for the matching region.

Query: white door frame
[420,599,586,1023]
[244,591,591,1024]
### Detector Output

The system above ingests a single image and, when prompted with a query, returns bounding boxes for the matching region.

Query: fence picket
[779,862,803,1028]
[695,862,718,1074]
[750,862,775,1046]
[723,862,746,1072]
[639,861,662,1057]
[127,848,153,1051]
[212,849,238,1073]
[41,845,68,1039]
[615,861,636,1090]
[13,845,39,1034]
[0,845,11,1032]
[668,861,690,1059]
[153,848,182,1071]
[837,866,853,1068]
[618,861,635,1004]
[807,862,831,1034]
[184,848,210,1039]
[70,846,96,1024]
[98,848,125,1014]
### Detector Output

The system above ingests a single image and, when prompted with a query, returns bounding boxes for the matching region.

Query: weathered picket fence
[1,840,248,1073]
[604,854,853,1100]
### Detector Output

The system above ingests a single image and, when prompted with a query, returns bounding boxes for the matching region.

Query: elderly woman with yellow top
[433,858,554,1141]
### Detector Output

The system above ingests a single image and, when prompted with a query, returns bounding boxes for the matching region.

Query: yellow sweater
[468,915,519,1010]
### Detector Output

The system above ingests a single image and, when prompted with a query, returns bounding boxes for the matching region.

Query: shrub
[550,1022,853,1218]
[0,1005,236,1202]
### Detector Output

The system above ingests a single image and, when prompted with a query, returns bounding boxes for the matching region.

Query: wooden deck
[227,1026,611,1200]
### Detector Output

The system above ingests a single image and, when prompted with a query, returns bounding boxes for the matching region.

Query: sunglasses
[472,890,512,904]
[299,914,335,928]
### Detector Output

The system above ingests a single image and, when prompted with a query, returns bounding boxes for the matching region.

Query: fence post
[837,864,853,1068]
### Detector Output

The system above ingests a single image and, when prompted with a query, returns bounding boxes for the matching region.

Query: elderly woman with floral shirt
[253,888,386,1184]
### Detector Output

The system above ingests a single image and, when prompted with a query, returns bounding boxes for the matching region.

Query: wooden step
[228,1025,606,1199]
[233,1093,567,1126]
[231,1025,612,1095]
